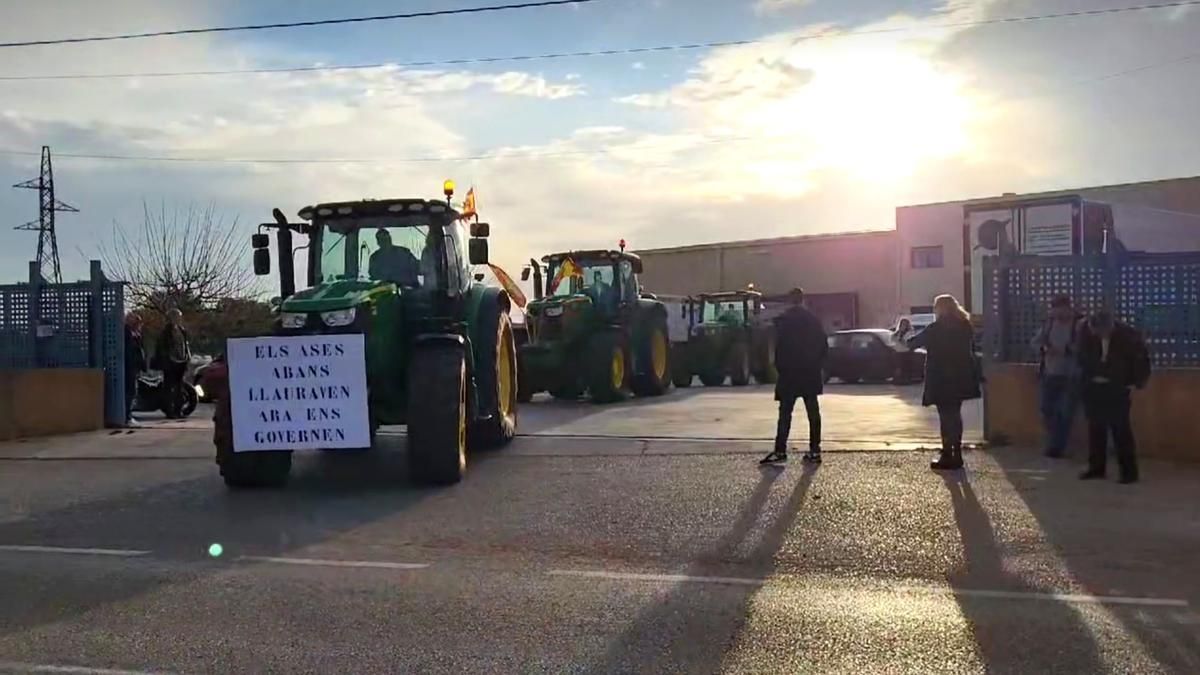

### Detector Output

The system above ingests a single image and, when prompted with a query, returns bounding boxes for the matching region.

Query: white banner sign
[227,334,370,452]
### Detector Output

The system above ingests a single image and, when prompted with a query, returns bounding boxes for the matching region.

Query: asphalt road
[1,386,1196,674]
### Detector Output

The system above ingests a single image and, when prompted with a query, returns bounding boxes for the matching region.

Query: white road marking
[548,569,764,586]
[0,545,149,557]
[549,569,1189,607]
[0,661,164,674]
[240,555,429,570]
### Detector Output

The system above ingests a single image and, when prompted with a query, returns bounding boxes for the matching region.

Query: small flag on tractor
[461,187,477,220]
[488,264,528,309]
[548,257,581,295]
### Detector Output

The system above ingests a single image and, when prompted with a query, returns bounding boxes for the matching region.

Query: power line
[1,0,1195,80]
[0,0,597,49]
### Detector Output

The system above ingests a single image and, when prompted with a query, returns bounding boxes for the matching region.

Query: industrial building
[636,174,1200,330]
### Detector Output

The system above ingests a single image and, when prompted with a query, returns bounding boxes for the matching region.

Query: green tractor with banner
[672,289,777,387]
[518,248,672,403]
[208,181,518,488]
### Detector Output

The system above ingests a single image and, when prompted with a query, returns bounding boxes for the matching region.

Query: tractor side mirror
[520,267,531,281]
[251,233,270,249]
[468,238,489,265]
[253,248,271,276]
[470,221,490,237]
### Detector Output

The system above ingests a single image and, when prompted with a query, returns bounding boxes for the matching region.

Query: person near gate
[906,294,980,471]
[123,312,146,427]
[156,308,192,419]
[1030,295,1082,458]
[1077,310,1150,484]
[760,287,828,465]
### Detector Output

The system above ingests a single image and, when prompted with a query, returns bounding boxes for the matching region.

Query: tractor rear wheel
[470,312,518,449]
[728,341,751,386]
[752,332,778,384]
[631,317,671,397]
[215,396,291,489]
[586,331,629,404]
[408,345,468,485]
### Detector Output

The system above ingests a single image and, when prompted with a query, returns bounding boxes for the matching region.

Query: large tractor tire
[517,359,534,404]
[214,395,292,489]
[728,341,752,387]
[586,331,629,404]
[699,368,726,387]
[752,333,778,385]
[631,316,671,397]
[407,345,468,485]
[470,311,518,449]
[672,367,693,388]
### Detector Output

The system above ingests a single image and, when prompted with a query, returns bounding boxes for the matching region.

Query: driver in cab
[369,229,420,286]
[590,270,618,308]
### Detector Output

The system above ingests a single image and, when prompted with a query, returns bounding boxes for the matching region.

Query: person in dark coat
[907,294,980,470]
[155,308,192,419]
[760,288,828,465]
[1077,310,1150,484]
[123,313,146,427]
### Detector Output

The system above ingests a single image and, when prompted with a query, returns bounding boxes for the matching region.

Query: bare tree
[100,201,256,314]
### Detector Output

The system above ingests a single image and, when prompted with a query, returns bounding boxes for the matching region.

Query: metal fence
[0,261,126,425]
[983,252,1200,367]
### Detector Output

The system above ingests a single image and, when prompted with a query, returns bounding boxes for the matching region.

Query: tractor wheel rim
[497,324,514,418]
[457,369,467,467]
[611,347,624,390]
[651,330,667,379]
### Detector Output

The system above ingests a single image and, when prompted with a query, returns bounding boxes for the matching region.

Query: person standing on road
[892,317,916,383]
[1077,310,1150,485]
[760,287,828,465]
[156,308,192,419]
[124,313,146,427]
[907,294,980,471]
[1031,295,1081,458]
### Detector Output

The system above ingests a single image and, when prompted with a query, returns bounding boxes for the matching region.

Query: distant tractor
[672,290,777,387]
[209,182,518,488]
[518,249,672,403]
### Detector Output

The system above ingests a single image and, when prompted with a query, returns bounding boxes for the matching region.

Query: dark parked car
[824,329,925,384]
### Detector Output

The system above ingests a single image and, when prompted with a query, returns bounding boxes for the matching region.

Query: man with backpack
[1030,295,1081,458]
[1077,309,1151,484]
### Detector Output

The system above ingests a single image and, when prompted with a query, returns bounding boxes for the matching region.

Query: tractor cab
[541,250,642,317]
[696,290,763,330]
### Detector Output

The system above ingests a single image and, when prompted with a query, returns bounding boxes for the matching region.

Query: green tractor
[209,183,518,488]
[518,249,672,403]
[672,290,777,388]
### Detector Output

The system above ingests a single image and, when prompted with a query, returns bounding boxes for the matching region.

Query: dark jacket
[124,325,145,375]
[154,323,191,370]
[773,304,828,400]
[908,316,980,407]
[1077,321,1150,389]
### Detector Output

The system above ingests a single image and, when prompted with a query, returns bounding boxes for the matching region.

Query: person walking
[907,294,980,470]
[1030,295,1081,458]
[156,308,192,419]
[123,313,146,427]
[760,288,828,465]
[1077,310,1150,484]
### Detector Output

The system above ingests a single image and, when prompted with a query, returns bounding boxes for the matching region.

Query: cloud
[753,0,814,15]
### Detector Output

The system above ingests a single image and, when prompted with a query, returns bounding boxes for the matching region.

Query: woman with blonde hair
[907,294,980,470]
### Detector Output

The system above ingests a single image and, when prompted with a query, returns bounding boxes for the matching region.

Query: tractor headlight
[321,307,357,327]
[280,312,307,329]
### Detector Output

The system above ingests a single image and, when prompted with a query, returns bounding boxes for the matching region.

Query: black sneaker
[1118,475,1139,485]
[1079,470,1105,480]
[759,450,788,464]
[802,450,822,464]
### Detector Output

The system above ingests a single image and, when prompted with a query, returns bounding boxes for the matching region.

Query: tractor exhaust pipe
[273,208,296,300]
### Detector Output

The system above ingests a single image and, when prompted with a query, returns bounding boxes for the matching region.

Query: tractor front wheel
[728,341,751,387]
[408,345,468,485]
[586,331,629,404]
[631,318,671,397]
[215,396,292,489]
[470,312,518,449]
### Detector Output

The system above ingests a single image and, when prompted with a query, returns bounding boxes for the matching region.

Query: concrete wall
[637,231,899,328]
[895,202,964,314]
[984,363,1200,463]
[0,369,105,441]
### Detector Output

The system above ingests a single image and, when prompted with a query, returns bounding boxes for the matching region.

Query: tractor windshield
[316,216,445,289]
[548,259,619,308]
[700,299,745,325]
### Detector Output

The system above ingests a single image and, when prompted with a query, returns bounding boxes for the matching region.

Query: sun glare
[748,46,972,184]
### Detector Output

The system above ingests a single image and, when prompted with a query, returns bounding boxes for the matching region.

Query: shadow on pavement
[943,473,1106,672]
[585,462,817,674]
[986,450,1200,670]
[0,436,447,638]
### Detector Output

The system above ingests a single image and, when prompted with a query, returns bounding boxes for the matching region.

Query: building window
[911,245,944,269]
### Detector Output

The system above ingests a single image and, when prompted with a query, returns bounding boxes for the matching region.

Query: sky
[1,0,1199,287]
